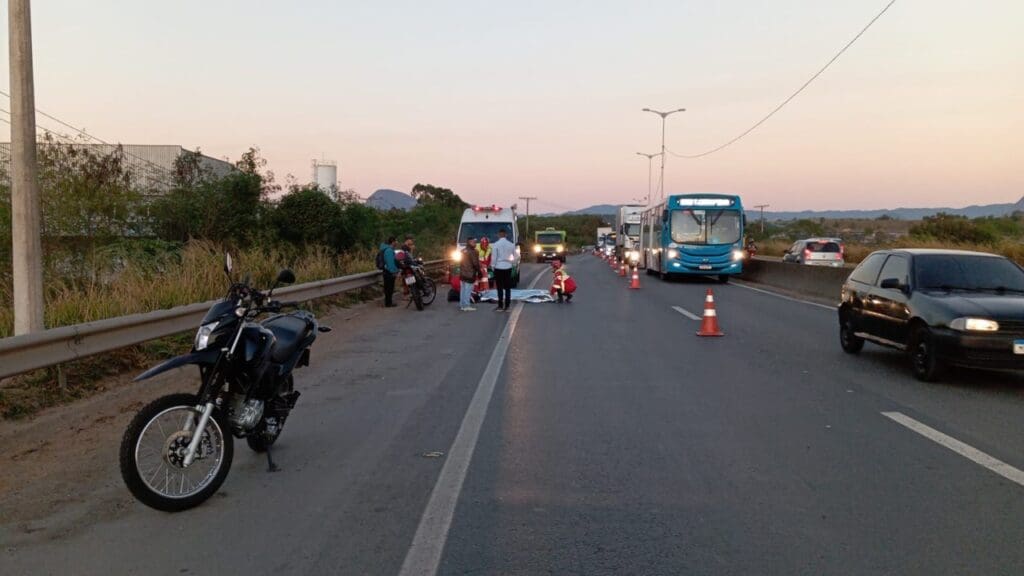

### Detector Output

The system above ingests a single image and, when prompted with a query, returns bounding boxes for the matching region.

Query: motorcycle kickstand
[266,445,281,473]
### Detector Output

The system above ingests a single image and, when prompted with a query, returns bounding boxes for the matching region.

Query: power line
[0,105,174,186]
[0,88,177,181]
[669,0,897,160]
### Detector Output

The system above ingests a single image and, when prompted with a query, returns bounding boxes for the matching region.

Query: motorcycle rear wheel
[120,393,233,512]
[421,278,437,306]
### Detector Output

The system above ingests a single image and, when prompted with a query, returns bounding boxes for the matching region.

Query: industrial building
[0,143,235,193]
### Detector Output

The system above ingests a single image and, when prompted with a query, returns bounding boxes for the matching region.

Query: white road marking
[398,269,546,576]
[882,411,1024,488]
[730,281,836,311]
[672,306,701,321]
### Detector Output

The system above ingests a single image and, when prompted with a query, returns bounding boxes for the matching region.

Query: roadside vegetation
[749,212,1024,265]
[0,140,468,417]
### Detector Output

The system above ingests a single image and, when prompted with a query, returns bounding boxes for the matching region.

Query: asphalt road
[4,255,1024,575]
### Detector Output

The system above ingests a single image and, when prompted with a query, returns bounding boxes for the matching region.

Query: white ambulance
[447,204,521,300]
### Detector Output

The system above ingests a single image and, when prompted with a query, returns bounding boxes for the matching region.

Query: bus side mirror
[743,214,748,227]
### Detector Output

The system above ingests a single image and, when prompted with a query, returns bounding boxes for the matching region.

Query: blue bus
[639,193,746,282]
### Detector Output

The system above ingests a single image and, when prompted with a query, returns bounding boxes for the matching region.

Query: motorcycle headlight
[556,245,564,253]
[194,321,220,351]
[450,249,462,262]
[950,318,999,332]
[733,249,745,261]
[667,249,679,259]
[533,245,542,253]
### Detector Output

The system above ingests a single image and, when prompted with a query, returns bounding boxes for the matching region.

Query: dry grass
[1,241,375,339]
[0,241,381,419]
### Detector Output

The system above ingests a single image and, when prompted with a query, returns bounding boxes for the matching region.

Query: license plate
[404,276,417,286]
[1014,340,1024,355]
[699,264,712,270]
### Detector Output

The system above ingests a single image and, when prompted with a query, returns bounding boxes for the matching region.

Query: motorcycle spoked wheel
[120,393,234,512]
[420,278,437,306]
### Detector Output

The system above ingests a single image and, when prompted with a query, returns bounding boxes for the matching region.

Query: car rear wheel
[909,325,944,382]
[839,315,864,354]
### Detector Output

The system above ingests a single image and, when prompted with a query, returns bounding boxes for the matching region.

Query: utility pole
[754,204,770,235]
[9,0,45,335]
[518,196,537,238]
[642,107,685,201]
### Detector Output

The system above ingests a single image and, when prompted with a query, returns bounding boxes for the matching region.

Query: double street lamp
[642,107,685,201]
[635,151,662,206]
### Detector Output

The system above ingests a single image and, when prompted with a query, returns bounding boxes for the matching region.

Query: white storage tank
[312,159,338,194]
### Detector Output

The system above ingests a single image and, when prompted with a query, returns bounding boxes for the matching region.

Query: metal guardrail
[0,260,446,380]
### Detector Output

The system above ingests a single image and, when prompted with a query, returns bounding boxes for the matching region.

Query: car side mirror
[880,278,907,293]
[276,269,296,285]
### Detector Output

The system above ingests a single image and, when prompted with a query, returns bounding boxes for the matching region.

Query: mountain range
[561,197,1024,221]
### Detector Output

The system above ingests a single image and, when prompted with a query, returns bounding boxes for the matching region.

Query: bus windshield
[624,223,641,237]
[670,209,741,245]
[537,233,563,244]
[458,222,513,244]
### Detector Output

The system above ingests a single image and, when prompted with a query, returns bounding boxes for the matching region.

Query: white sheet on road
[476,289,554,303]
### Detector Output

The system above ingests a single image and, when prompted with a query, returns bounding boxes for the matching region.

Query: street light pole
[636,152,662,206]
[642,107,685,201]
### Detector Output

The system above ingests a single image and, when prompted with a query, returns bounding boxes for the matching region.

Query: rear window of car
[806,241,841,253]
[915,254,1024,291]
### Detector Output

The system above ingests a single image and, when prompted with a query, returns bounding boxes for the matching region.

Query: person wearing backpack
[378,236,399,307]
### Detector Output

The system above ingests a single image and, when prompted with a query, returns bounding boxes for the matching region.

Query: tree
[411,183,467,209]
[272,185,344,249]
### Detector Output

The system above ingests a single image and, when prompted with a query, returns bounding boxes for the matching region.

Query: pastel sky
[2,0,1022,212]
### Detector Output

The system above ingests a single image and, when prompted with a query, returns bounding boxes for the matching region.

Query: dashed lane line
[882,411,1024,488]
[672,306,701,321]
[398,268,546,576]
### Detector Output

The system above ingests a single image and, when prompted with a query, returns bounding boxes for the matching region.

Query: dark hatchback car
[838,249,1024,381]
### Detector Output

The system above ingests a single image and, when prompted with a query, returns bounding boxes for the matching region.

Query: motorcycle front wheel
[421,278,437,306]
[119,393,234,512]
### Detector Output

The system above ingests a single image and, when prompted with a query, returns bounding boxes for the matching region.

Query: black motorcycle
[400,256,436,311]
[119,253,329,512]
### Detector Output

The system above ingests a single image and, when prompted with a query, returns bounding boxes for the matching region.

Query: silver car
[783,238,845,267]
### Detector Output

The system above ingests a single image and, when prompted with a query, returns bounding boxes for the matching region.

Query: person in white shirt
[490,228,516,311]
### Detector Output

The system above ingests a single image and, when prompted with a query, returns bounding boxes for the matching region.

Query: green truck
[533,228,567,262]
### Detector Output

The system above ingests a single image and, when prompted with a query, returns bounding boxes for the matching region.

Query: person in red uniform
[550,259,577,303]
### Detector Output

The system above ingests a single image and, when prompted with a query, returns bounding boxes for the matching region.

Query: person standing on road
[379,236,399,308]
[491,228,516,311]
[460,237,482,312]
[476,237,492,290]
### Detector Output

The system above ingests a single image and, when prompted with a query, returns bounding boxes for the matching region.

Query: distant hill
[365,189,417,211]
[757,197,1024,221]
[565,204,619,216]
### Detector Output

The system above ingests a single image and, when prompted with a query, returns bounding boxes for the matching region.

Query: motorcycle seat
[263,315,311,364]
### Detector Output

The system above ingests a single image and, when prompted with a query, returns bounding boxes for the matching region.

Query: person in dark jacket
[459,237,482,312]
[380,237,399,307]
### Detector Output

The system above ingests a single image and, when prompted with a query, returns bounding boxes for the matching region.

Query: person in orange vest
[550,259,577,303]
[476,237,493,291]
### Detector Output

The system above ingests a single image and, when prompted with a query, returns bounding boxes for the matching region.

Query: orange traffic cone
[629,266,641,289]
[619,262,627,277]
[696,289,724,337]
